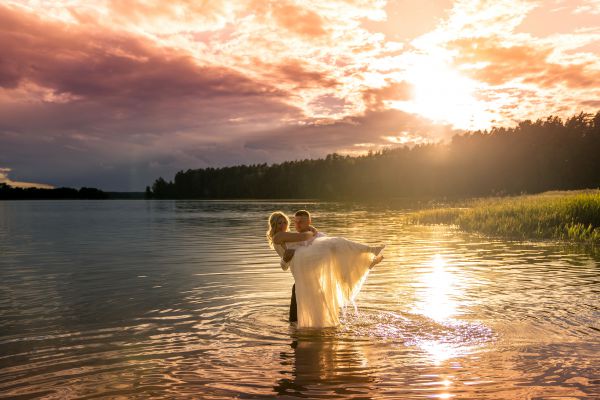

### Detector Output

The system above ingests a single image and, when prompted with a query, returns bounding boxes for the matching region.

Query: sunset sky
[1,0,599,190]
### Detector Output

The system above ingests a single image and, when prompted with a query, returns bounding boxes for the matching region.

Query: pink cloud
[270,2,327,37]
[362,81,414,111]
[450,37,600,89]
[0,6,287,102]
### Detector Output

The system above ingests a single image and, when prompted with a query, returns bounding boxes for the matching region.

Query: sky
[1,0,599,191]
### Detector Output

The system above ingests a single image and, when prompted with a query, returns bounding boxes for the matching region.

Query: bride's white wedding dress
[275,236,376,328]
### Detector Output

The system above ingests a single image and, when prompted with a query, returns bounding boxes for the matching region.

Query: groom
[286,209,325,323]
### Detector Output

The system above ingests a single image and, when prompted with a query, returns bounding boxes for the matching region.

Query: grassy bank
[409,190,600,243]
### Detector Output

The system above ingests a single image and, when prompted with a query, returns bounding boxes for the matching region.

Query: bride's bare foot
[369,254,384,269]
[369,244,385,256]
[368,244,385,269]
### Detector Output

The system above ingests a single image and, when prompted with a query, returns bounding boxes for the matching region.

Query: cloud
[245,108,457,153]
[0,5,287,102]
[1,0,599,190]
[0,3,309,189]
[574,0,600,15]
[362,81,413,111]
[275,59,339,89]
[0,167,54,188]
[449,37,600,89]
[270,2,327,37]
[405,0,600,126]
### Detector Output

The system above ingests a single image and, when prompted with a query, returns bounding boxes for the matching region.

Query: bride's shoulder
[272,231,286,244]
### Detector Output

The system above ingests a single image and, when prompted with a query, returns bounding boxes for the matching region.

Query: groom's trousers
[289,284,297,322]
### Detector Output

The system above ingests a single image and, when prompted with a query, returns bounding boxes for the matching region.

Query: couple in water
[267,210,385,328]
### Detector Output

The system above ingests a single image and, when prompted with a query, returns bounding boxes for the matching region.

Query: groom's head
[293,210,311,232]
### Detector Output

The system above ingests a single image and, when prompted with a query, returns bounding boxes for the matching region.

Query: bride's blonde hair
[266,211,289,248]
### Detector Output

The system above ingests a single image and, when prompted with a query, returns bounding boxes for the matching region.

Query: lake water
[0,200,598,399]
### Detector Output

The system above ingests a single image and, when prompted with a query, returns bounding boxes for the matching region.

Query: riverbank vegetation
[409,190,600,243]
[147,111,600,200]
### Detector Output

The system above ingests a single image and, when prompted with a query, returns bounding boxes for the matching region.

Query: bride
[267,211,384,328]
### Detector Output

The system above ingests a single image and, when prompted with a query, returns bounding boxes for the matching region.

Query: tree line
[0,183,109,200]
[146,111,600,200]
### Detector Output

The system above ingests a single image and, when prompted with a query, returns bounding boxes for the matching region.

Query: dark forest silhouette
[147,111,600,200]
[0,184,108,200]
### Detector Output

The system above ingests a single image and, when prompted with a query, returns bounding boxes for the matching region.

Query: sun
[388,56,494,130]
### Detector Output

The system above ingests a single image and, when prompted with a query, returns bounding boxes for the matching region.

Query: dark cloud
[275,59,339,88]
[0,4,311,190]
[245,108,456,152]
[0,5,286,102]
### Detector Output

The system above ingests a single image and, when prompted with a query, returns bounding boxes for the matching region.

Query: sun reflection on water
[408,253,484,375]
[413,254,460,322]
[418,339,462,366]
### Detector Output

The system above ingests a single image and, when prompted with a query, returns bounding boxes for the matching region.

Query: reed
[410,190,600,243]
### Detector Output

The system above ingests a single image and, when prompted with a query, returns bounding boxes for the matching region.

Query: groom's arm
[305,225,324,242]
[280,226,321,262]
[273,231,314,244]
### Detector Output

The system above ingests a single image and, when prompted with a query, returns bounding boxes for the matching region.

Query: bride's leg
[338,238,385,255]
[360,242,385,268]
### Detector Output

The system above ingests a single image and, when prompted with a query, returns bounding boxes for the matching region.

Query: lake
[0,200,598,398]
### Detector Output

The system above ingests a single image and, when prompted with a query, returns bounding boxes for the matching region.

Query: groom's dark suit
[289,284,297,322]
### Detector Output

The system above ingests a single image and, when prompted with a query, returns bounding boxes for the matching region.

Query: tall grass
[409,190,600,243]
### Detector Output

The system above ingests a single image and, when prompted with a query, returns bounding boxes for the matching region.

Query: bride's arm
[273,231,314,244]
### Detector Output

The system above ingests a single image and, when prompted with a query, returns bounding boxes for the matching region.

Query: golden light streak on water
[413,254,460,322]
